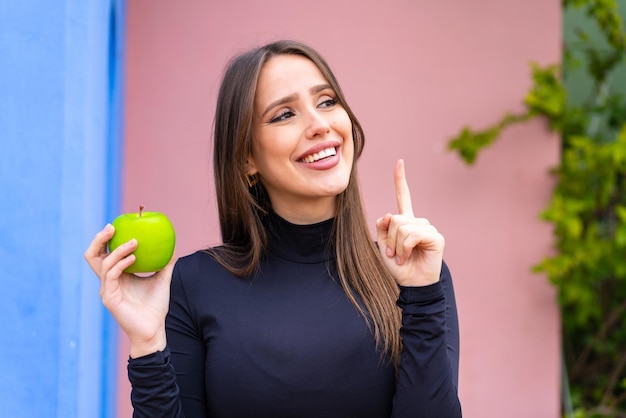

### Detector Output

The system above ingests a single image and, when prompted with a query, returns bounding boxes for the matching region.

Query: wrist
[396,277,439,287]
[398,281,444,306]
[128,330,167,359]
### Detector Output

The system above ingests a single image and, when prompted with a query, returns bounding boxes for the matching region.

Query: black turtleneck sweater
[128,213,461,417]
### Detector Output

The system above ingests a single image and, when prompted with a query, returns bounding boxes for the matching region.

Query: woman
[85,40,461,417]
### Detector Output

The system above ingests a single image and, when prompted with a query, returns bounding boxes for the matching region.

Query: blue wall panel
[0,0,123,416]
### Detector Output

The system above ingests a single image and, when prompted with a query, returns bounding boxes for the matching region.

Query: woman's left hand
[376,159,445,287]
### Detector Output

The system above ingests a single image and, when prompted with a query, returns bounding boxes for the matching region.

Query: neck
[270,196,337,225]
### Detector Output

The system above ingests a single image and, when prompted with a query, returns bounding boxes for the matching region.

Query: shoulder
[175,249,219,274]
[172,249,235,291]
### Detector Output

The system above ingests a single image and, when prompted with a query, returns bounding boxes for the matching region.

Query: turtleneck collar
[265,210,336,264]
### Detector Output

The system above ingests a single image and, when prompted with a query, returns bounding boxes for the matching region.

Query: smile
[300,147,337,163]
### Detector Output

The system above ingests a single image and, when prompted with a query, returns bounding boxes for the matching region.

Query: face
[248,54,354,224]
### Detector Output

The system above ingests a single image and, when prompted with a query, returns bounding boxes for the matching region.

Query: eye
[318,96,338,109]
[269,109,295,123]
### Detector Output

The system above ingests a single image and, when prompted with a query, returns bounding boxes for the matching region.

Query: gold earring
[246,173,259,187]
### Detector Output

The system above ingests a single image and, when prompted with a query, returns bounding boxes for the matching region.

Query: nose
[305,109,331,139]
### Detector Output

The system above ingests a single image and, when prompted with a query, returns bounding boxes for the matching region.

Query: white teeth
[302,147,336,163]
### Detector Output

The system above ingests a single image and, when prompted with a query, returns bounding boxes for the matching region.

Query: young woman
[85,40,461,417]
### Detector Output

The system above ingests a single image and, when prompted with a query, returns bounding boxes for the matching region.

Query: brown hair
[207,40,402,367]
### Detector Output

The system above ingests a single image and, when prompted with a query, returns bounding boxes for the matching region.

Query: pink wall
[119,1,561,416]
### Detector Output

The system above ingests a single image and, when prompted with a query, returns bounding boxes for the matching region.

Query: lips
[299,146,337,163]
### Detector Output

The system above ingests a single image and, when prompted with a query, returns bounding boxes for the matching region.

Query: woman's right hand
[84,223,176,358]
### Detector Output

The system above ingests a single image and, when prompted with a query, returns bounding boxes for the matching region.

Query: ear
[245,155,258,176]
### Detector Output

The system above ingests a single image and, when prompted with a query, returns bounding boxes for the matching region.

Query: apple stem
[139,205,145,217]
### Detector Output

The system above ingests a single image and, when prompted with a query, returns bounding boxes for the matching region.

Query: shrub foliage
[448,1,626,416]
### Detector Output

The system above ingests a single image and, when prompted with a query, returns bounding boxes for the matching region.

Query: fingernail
[395,256,402,265]
[104,223,113,232]
[386,247,393,257]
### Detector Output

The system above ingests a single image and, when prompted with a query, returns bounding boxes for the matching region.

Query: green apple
[108,205,176,273]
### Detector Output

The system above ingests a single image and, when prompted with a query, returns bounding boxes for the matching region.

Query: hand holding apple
[85,205,176,357]
[108,205,176,273]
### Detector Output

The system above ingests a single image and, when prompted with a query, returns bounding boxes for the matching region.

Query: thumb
[160,253,177,278]
[151,252,177,283]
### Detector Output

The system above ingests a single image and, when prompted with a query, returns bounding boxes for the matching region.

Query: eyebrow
[260,83,333,119]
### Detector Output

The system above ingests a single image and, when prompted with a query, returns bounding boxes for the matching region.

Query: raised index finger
[394,159,414,216]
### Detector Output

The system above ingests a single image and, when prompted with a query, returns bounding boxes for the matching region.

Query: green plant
[448,1,626,416]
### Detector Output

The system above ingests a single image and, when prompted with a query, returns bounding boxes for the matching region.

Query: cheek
[251,136,291,172]
[334,115,354,149]
[331,123,353,149]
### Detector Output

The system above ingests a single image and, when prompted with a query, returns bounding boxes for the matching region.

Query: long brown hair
[207,40,402,367]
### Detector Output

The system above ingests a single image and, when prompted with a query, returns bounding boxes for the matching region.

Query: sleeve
[391,261,462,418]
[127,348,184,418]
[127,260,209,418]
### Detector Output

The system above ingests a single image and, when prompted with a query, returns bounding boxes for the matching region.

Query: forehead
[255,54,329,100]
